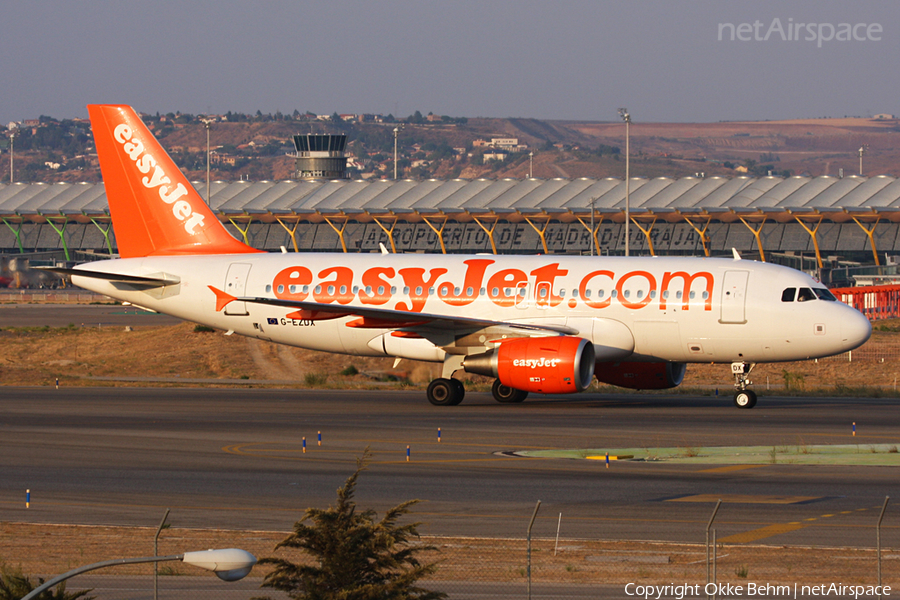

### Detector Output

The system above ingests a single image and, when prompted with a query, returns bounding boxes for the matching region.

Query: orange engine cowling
[463,336,595,394]
[594,361,686,390]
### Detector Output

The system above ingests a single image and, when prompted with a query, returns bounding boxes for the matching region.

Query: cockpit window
[813,287,837,301]
[781,288,796,302]
[797,288,816,302]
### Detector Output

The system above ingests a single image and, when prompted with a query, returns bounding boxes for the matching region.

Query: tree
[256,449,446,600]
[0,564,94,600]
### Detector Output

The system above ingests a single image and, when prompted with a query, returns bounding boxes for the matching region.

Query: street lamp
[529,151,534,178]
[618,108,631,257]
[858,145,867,176]
[21,548,257,600]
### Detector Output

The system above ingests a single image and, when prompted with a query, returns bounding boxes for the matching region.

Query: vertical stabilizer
[88,104,262,258]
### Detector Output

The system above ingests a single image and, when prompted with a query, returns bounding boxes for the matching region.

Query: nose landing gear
[731,362,757,409]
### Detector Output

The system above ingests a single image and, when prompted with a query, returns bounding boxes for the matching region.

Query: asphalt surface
[0,387,897,549]
[0,303,183,328]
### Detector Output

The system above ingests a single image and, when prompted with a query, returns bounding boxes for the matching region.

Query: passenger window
[782,288,796,302]
[797,288,816,302]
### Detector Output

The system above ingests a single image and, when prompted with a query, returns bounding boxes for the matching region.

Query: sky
[2,0,898,125]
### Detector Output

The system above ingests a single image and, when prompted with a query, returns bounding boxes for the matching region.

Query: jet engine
[463,336,595,394]
[594,361,686,390]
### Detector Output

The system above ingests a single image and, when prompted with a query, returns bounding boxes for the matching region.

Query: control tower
[292,133,349,179]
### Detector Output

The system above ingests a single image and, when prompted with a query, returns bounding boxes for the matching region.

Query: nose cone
[840,306,872,352]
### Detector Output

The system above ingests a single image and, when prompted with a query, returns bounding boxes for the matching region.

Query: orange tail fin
[88,105,262,258]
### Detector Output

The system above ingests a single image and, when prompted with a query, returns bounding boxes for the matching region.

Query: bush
[255,449,446,600]
[304,372,328,387]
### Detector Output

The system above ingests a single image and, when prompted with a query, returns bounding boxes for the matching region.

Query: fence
[4,504,895,600]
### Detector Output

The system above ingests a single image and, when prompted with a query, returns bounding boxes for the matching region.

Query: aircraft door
[720,270,749,324]
[224,263,252,315]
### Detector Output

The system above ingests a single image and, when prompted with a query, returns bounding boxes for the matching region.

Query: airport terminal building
[3,174,900,284]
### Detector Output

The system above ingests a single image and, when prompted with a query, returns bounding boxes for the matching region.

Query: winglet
[88,105,264,258]
[732,248,742,260]
[208,286,237,312]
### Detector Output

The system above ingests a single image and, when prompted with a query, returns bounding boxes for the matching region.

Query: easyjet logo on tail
[113,124,206,235]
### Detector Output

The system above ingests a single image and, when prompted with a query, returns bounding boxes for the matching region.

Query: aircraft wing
[209,286,577,336]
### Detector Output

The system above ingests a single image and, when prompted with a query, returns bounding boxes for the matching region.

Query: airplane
[52,104,872,409]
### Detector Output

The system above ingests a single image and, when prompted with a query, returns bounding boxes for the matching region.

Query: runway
[0,303,183,328]
[0,387,897,549]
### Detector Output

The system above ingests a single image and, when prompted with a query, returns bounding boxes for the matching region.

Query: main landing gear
[491,380,528,403]
[426,378,465,406]
[425,377,530,406]
[731,362,757,409]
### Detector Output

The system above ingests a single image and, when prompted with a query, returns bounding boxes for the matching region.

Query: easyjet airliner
[53,105,872,408]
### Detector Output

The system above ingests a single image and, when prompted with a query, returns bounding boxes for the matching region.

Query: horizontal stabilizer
[38,267,179,288]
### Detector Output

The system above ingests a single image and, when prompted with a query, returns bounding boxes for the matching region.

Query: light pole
[21,548,256,600]
[529,151,533,178]
[618,108,631,256]
[8,126,16,184]
[858,145,867,176]
[202,118,213,204]
[393,126,401,180]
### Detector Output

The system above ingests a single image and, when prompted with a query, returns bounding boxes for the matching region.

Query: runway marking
[717,523,807,544]
[716,505,880,544]
[221,443,539,465]
[699,465,766,473]
[665,494,820,505]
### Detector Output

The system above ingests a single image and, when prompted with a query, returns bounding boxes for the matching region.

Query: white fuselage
[71,253,871,366]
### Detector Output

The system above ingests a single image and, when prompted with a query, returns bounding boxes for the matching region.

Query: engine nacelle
[594,361,686,390]
[463,336,595,394]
